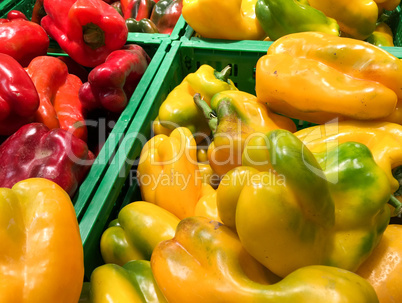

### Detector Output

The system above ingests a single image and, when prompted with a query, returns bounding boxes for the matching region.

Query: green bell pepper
[255,0,340,40]
[126,18,159,33]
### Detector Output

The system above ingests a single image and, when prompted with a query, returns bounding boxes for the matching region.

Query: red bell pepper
[31,0,46,24]
[0,53,40,136]
[121,0,157,20]
[0,123,94,197]
[0,10,49,67]
[41,0,128,68]
[150,0,182,34]
[26,56,88,141]
[79,44,151,113]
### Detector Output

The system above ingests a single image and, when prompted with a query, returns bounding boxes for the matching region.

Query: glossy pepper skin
[126,18,159,33]
[256,32,402,124]
[216,166,260,231]
[376,0,401,11]
[121,0,156,20]
[26,56,87,141]
[158,65,238,141]
[88,260,167,303]
[357,225,402,303]
[295,121,402,195]
[366,22,394,47]
[182,0,266,40]
[195,91,296,177]
[194,183,221,221]
[150,0,183,34]
[100,201,179,266]
[79,44,151,113]
[0,123,93,197]
[151,216,379,303]
[41,0,128,67]
[0,11,49,67]
[235,129,392,278]
[307,0,379,40]
[137,127,203,219]
[0,178,84,303]
[0,54,40,136]
[255,0,340,41]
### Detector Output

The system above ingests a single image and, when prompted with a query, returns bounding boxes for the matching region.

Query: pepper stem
[193,93,218,134]
[388,195,402,217]
[83,23,105,50]
[214,65,232,82]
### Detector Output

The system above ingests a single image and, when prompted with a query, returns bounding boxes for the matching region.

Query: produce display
[182,0,400,45]
[0,0,402,302]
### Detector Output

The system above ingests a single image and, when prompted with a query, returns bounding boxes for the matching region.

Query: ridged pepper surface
[100,201,179,266]
[223,129,393,277]
[256,32,402,124]
[0,178,84,303]
[87,260,167,303]
[151,216,379,303]
[195,90,296,177]
[158,65,238,142]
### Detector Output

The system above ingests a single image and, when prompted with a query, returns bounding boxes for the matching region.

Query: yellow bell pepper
[256,32,402,124]
[0,178,84,303]
[295,120,402,194]
[137,127,203,219]
[367,22,394,47]
[195,90,296,177]
[197,162,220,188]
[100,201,180,266]
[357,224,402,303]
[234,129,393,278]
[151,216,379,302]
[158,65,238,142]
[307,0,379,40]
[216,166,260,230]
[152,116,172,136]
[182,0,266,40]
[88,260,168,303]
[194,183,221,222]
[375,0,401,11]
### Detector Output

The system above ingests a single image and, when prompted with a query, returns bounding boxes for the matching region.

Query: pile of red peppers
[0,0,152,197]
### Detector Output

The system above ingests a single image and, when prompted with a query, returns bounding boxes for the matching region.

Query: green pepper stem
[214,65,232,83]
[193,93,218,134]
[388,195,402,217]
[83,23,105,50]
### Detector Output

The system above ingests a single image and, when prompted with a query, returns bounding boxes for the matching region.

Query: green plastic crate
[0,0,36,17]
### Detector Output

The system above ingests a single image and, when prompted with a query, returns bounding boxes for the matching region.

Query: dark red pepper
[31,0,46,24]
[0,10,49,67]
[121,0,157,20]
[79,44,151,113]
[0,123,94,197]
[0,53,40,136]
[41,0,128,68]
[150,0,182,34]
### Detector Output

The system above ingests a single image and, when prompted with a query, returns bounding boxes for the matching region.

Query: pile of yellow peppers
[181,0,400,46]
[78,32,402,303]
